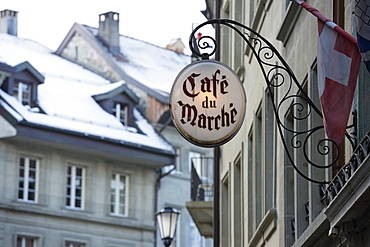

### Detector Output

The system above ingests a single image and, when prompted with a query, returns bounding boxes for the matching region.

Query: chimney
[0,9,18,36]
[98,11,120,53]
[165,38,185,54]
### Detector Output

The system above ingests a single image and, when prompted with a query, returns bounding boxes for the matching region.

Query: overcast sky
[2,0,211,54]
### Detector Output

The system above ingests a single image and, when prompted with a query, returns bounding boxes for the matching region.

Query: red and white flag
[295,0,361,143]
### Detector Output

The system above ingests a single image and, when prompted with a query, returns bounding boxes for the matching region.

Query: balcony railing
[190,157,214,202]
[321,131,370,206]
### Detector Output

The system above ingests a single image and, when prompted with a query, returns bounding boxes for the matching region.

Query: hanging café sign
[170,60,246,147]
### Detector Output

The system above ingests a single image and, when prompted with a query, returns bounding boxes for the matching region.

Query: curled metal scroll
[189,19,356,184]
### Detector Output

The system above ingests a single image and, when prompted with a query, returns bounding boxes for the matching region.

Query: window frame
[64,241,86,247]
[110,173,129,216]
[13,81,32,106]
[66,165,85,210]
[112,102,128,125]
[16,235,37,247]
[18,156,39,203]
[175,147,181,172]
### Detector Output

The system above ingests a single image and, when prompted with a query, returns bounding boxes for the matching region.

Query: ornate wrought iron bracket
[189,19,357,184]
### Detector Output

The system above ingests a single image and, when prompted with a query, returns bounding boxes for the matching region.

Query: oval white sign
[170,60,246,147]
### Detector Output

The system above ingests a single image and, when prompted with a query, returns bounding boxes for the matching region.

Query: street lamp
[156,207,180,247]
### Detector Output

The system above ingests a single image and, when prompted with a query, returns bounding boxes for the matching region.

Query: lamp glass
[156,207,179,241]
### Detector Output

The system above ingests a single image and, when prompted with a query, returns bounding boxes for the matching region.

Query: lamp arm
[189,19,357,184]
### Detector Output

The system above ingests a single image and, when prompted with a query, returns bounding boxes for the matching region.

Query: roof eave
[13,120,175,167]
[93,83,140,104]
[14,61,45,83]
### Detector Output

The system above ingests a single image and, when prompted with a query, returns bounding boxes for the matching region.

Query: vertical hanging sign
[170,60,246,147]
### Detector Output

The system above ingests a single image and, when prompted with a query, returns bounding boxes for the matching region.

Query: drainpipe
[214,1,221,246]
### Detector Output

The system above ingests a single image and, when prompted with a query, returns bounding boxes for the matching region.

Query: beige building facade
[195,0,370,246]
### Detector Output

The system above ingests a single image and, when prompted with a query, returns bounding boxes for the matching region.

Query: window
[284,112,295,245]
[255,109,263,226]
[110,173,128,216]
[247,130,254,241]
[113,103,128,125]
[189,152,204,176]
[17,236,37,247]
[18,156,39,202]
[246,95,276,241]
[250,0,263,24]
[65,241,85,247]
[333,0,344,28]
[13,82,31,106]
[113,13,119,21]
[249,0,255,24]
[245,109,264,238]
[75,46,79,61]
[66,165,85,210]
[175,148,181,172]
[221,0,230,65]
[233,156,243,246]
[263,90,274,212]
[286,0,290,9]
[220,174,229,246]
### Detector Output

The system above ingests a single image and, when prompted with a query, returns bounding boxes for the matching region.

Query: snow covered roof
[85,26,191,96]
[92,82,139,103]
[0,33,174,155]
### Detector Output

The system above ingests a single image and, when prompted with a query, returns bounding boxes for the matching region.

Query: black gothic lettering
[212,70,220,98]
[183,73,200,100]
[177,101,238,131]
[198,113,206,129]
[221,105,230,127]
[178,100,197,126]
[220,75,228,95]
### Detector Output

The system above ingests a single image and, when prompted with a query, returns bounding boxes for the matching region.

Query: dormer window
[13,81,31,105]
[0,62,44,109]
[113,103,128,125]
[93,82,139,128]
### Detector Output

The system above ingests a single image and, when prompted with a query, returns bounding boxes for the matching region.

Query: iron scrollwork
[189,19,356,184]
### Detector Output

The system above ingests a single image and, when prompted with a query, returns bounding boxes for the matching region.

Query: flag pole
[292,0,358,45]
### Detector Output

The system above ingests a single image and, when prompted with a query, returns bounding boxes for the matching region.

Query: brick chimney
[0,9,18,36]
[98,11,120,53]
